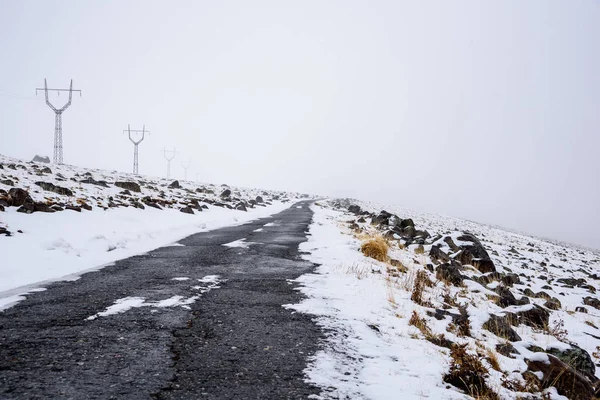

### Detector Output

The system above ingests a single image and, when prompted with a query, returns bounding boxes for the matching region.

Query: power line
[35,79,82,164]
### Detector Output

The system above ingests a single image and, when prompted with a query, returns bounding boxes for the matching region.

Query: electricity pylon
[35,79,82,164]
[181,159,191,181]
[163,148,177,179]
[124,125,149,175]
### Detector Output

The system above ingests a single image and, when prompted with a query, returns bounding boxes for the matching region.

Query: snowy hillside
[291,200,600,399]
[0,154,307,309]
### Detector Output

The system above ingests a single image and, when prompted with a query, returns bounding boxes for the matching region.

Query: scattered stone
[496,342,520,358]
[65,205,82,212]
[544,298,562,310]
[220,189,231,198]
[583,297,600,310]
[526,354,596,400]
[482,314,522,342]
[115,181,141,193]
[429,246,450,265]
[575,306,588,314]
[546,345,596,381]
[348,204,361,214]
[32,155,50,163]
[436,262,465,286]
[0,227,11,236]
[494,286,529,308]
[80,178,110,188]
[40,166,52,174]
[1,179,14,186]
[180,206,194,215]
[512,305,550,329]
[168,180,181,189]
[7,188,32,207]
[235,202,247,212]
[35,181,73,196]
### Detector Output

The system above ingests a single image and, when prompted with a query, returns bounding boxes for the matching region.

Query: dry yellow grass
[360,236,389,262]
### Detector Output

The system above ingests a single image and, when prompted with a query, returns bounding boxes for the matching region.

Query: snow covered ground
[0,154,305,309]
[290,201,600,400]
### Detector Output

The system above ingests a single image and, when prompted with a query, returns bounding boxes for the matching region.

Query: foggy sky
[1,1,599,249]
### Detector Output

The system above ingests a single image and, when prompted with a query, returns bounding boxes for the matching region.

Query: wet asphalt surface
[0,200,322,399]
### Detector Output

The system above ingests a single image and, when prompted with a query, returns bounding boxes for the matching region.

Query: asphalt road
[0,200,322,399]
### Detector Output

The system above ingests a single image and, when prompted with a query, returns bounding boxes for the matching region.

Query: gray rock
[115,181,141,193]
[483,314,522,342]
[32,155,50,163]
[180,206,194,215]
[168,181,181,189]
[546,345,596,381]
[35,182,73,197]
[220,189,231,198]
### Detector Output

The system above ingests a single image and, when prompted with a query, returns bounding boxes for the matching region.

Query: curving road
[0,201,322,399]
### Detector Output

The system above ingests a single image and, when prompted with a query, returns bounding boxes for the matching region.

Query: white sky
[1,1,599,249]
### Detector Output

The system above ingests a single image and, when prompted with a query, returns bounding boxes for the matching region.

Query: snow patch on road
[86,275,222,319]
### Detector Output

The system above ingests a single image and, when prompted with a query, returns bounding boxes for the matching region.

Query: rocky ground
[0,154,308,238]
[289,199,600,399]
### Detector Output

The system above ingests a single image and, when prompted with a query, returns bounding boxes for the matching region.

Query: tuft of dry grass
[444,344,499,400]
[411,270,433,306]
[409,311,432,337]
[485,348,501,372]
[360,236,389,262]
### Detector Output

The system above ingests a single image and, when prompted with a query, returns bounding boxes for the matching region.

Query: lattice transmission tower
[181,159,191,181]
[124,125,149,175]
[36,79,82,164]
[163,148,177,179]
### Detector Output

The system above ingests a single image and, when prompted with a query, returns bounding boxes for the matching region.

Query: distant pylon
[181,159,191,181]
[36,79,82,164]
[163,148,176,179]
[124,125,149,175]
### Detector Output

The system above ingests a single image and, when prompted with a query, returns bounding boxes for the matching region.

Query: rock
[0,227,11,236]
[115,181,141,193]
[501,273,521,286]
[32,202,55,213]
[494,286,529,308]
[546,345,596,381]
[482,314,522,342]
[220,189,232,198]
[16,198,35,214]
[0,204,4,212]
[65,205,82,212]
[526,354,596,400]
[348,204,361,214]
[371,210,392,226]
[576,306,588,313]
[7,188,32,207]
[512,305,550,329]
[544,298,562,310]
[235,202,247,212]
[32,155,50,163]
[180,206,194,215]
[80,178,110,188]
[583,297,600,310]
[455,233,496,273]
[168,180,181,189]
[1,179,14,186]
[131,201,145,210]
[429,246,450,265]
[496,342,520,358]
[443,236,460,252]
[40,166,52,174]
[79,201,92,211]
[400,218,415,229]
[142,198,162,210]
[35,182,73,196]
[436,262,465,286]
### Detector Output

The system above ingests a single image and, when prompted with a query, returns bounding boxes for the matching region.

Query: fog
[1,1,599,249]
